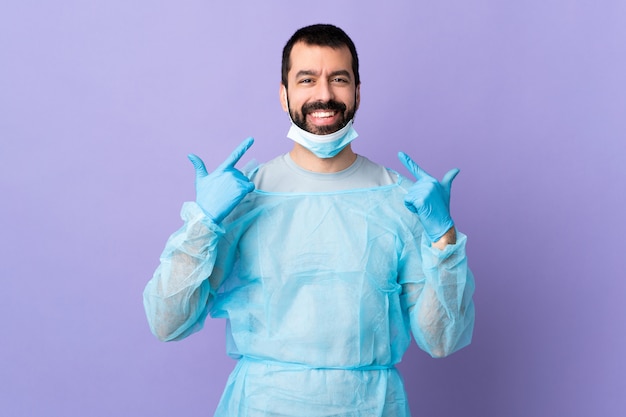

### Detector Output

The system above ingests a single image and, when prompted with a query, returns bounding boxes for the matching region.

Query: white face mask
[283,89,359,159]
[286,120,358,159]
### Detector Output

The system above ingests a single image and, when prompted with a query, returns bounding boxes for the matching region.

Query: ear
[355,84,361,111]
[279,84,288,112]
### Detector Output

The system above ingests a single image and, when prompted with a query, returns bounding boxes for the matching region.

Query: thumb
[187,154,209,178]
[441,168,460,190]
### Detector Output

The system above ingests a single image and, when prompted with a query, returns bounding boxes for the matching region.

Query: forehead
[288,42,353,77]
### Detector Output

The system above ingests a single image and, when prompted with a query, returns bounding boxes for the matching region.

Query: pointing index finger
[398,151,432,181]
[217,137,255,171]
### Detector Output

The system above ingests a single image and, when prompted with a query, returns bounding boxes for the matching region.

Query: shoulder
[356,155,415,190]
[247,154,290,187]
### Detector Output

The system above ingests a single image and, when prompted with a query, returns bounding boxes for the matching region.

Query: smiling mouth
[310,110,336,118]
[294,100,349,133]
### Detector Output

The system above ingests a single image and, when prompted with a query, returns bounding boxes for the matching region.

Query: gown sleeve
[143,202,229,342]
[399,231,476,358]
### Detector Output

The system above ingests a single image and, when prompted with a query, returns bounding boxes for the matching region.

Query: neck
[289,143,357,173]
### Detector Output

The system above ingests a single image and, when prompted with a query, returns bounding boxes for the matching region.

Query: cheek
[338,90,357,108]
[289,95,307,113]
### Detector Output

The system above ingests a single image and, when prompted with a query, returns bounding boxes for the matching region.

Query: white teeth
[311,111,334,118]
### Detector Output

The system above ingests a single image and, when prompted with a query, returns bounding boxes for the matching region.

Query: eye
[332,77,349,83]
[298,78,313,84]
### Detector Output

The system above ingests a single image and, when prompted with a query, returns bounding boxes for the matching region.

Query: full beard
[290,99,356,135]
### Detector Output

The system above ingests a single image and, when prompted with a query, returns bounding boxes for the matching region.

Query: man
[144,24,475,416]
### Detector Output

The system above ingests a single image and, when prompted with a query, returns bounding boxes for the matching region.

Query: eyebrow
[295,69,352,80]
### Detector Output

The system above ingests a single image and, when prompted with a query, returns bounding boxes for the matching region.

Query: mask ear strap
[283,87,295,123]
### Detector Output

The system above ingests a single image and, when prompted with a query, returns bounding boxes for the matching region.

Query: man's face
[280,42,360,135]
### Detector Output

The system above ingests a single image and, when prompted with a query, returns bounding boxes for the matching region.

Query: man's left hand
[398,152,458,245]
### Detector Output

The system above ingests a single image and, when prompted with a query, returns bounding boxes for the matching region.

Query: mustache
[301,100,347,115]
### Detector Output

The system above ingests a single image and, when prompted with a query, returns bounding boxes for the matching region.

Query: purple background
[2,1,625,416]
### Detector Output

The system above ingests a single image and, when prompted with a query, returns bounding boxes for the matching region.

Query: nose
[313,79,333,103]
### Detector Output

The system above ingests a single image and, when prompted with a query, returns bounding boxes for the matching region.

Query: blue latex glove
[188,138,255,224]
[398,152,459,242]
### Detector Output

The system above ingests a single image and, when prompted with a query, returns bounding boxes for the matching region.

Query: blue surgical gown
[144,172,475,416]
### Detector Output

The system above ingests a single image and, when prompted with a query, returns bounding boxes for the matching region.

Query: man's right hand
[187,137,255,224]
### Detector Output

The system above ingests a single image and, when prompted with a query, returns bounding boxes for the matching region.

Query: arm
[143,204,224,341]
[397,151,475,357]
[401,231,475,358]
[143,138,255,341]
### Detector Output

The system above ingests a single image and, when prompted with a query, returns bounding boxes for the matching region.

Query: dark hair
[281,24,360,87]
